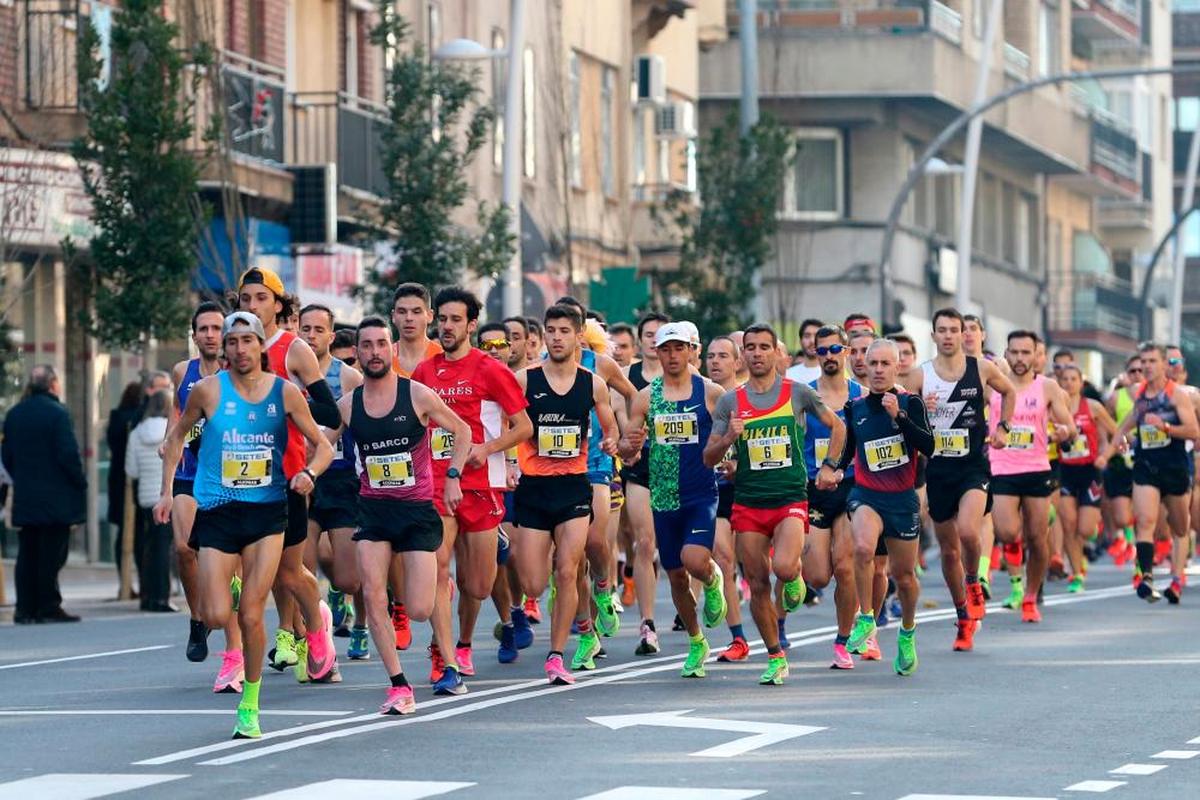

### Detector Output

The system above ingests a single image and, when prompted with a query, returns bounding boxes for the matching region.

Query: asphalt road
[1,557,1197,800]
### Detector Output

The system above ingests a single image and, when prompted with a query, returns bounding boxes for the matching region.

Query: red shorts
[731,502,809,536]
[434,489,505,534]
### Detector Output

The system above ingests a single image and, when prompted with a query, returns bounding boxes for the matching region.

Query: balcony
[1096,198,1152,230]
[725,0,932,37]
[1072,0,1141,47]
[1058,109,1141,198]
[1002,42,1030,81]
[289,92,388,198]
[1049,272,1140,352]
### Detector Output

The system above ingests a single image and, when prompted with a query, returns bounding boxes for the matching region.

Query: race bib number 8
[1006,426,1036,451]
[654,412,698,445]
[365,452,415,488]
[934,428,969,458]
[538,425,581,458]
[221,449,272,489]
[431,427,455,461]
[748,436,792,471]
[864,434,909,472]
[1139,424,1170,450]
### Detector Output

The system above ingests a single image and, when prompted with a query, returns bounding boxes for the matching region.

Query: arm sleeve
[899,395,935,457]
[711,391,734,438]
[305,379,341,429]
[836,400,857,471]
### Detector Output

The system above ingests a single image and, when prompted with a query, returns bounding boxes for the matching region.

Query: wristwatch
[998,420,1011,433]
[301,468,317,483]
[821,457,840,471]
[446,467,462,480]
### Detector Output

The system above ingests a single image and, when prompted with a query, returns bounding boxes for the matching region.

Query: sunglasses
[815,345,845,356]
[1168,358,1183,366]
[1127,367,1142,374]
[481,339,510,351]
[342,356,357,367]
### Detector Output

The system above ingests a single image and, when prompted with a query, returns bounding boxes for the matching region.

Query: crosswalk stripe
[242,779,475,800]
[1063,781,1128,793]
[575,788,765,800]
[0,773,188,800]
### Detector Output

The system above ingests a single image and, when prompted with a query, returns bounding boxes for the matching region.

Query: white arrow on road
[588,709,825,758]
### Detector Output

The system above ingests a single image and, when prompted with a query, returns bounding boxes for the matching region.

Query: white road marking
[243,779,474,800]
[1152,750,1200,759]
[1007,658,1200,667]
[0,645,171,671]
[0,709,351,717]
[0,773,187,800]
[896,795,1057,800]
[588,709,824,758]
[576,788,765,800]
[1063,781,1127,793]
[1108,763,1167,776]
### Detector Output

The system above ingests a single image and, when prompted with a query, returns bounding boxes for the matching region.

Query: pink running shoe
[213,650,245,693]
[379,685,416,715]
[306,600,337,681]
[545,654,574,685]
[455,645,476,676]
[830,643,854,670]
[862,634,882,661]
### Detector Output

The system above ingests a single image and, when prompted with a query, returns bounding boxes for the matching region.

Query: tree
[358,4,514,316]
[71,0,211,351]
[654,113,793,343]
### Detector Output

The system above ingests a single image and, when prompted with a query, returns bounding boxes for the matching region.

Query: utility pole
[1170,125,1200,344]
[501,0,526,319]
[738,0,758,136]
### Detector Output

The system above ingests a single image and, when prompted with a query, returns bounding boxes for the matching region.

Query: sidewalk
[0,558,146,622]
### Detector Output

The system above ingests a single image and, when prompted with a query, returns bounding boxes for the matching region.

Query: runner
[610,323,637,368]
[391,283,443,377]
[840,339,935,676]
[783,319,824,385]
[848,330,874,383]
[1103,356,1141,567]
[511,304,619,685]
[337,315,471,714]
[330,329,357,366]
[411,287,532,695]
[704,323,843,685]
[154,312,334,739]
[1165,344,1200,580]
[1106,342,1199,603]
[298,304,366,658]
[525,317,544,363]
[236,268,341,681]
[962,313,1006,595]
[901,308,1015,651]
[801,325,863,669]
[987,330,1076,623]
[619,322,727,678]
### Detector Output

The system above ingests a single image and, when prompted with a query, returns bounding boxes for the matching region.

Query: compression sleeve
[305,379,341,428]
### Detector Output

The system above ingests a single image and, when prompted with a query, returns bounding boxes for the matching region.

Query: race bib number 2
[221,449,272,489]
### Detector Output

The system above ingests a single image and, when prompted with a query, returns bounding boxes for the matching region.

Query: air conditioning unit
[286,164,337,245]
[635,54,666,105]
[655,101,696,139]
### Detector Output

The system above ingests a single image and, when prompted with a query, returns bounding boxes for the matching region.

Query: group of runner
[154,269,1200,739]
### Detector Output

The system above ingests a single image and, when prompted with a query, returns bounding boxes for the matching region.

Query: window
[972,0,985,38]
[601,66,616,196]
[934,174,958,239]
[1176,98,1200,132]
[979,174,998,257]
[633,105,646,187]
[1037,2,1059,78]
[1014,192,1032,270]
[523,46,535,179]
[782,128,844,220]
[492,29,506,172]
[344,5,359,97]
[569,53,582,188]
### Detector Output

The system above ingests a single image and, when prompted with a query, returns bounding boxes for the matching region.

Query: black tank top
[922,355,988,474]
[518,366,594,477]
[625,362,651,478]
[349,378,432,501]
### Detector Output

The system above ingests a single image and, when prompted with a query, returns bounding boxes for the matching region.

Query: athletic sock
[979,553,992,576]
[642,618,656,632]
[767,645,784,657]
[241,678,261,709]
[502,621,514,629]
[547,650,563,661]
[389,672,410,688]
[1124,526,1135,544]
[624,564,634,578]
[1136,541,1155,578]
[955,604,969,621]
[594,578,610,592]
[576,618,594,634]
[455,640,471,649]
[899,624,915,636]
[834,633,848,646]
[965,573,979,584]
[689,632,704,644]
[729,623,745,640]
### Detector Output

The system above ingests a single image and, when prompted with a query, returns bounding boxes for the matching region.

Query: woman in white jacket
[125,390,176,612]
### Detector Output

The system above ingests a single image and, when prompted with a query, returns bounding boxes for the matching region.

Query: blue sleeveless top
[325,358,355,471]
[581,349,613,479]
[646,374,716,511]
[804,378,864,479]
[194,372,289,510]
[175,359,206,481]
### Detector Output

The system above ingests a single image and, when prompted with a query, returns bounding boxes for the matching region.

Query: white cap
[655,321,694,348]
[222,311,266,341]
[681,321,701,348]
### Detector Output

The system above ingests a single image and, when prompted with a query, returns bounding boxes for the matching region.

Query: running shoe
[1002,578,1025,610]
[830,643,854,670]
[847,612,876,655]
[1165,577,1184,605]
[187,618,210,663]
[894,628,918,676]
[428,645,446,684]
[524,596,543,624]
[1136,577,1162,603]
[635,622,660,655]
[230,575,242,613]
[702,563,727,628]
[965,581,987,621]
[348,627,370,660]
[621,575,636,608]
[432,665,467,696]
[876,606,890,628]
[671,614,685,632]
[213,650,245,694]
[886,595,903,620]
[612,596,624,614]
[294,638,309,683]
[305,601,337,681]
[232,705,260,739]
[455,645,476,676]
[594,585,620,638]
[270,629,298,671]
[681,636,709,678]
[329,588,348,631]
[545,654,574,685]
[379,685,416,715]
[804,584,822,606]
[952,619,975,652]
[1047,555,1068,581]
[781,576,806,613]
[980,576,992,601]
[1020,598,1042,623]
[498,624,518,664]
[717,636,750,662]
[512,606,534,649]
[863,634,882,661]
[391,602,412,650]
[1066,575,1085,594]
[759,655,789,685]
[572,631,601,671]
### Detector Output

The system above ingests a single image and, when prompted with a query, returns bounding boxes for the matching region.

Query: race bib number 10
[538,425,582,458]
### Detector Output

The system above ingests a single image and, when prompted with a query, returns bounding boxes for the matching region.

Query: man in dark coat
[2,365,87,623]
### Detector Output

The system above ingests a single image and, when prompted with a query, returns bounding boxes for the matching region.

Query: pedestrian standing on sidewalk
[2,365,86,623]
[107,381,143,593]
[124,389,177,612]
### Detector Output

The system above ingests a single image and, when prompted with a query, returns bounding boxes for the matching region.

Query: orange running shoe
[716,636,750,662]
[391,602,412,651]
[965,582,987,621]
[1021,598,1041,623]
[952,618,975,651]
[1047,555,1068,581]
[863,634,882,661]
[620,576,636,608]
[1154,538,1171,566]
[428,644,446,684]
[524,596,542,624]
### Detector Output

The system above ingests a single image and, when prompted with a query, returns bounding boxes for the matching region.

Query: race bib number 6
[221,449,272,489]
[748,435,792,471]
[365,452,415,488]
[654,412,698,445]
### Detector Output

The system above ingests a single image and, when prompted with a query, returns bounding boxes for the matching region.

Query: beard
[363,360,391,379]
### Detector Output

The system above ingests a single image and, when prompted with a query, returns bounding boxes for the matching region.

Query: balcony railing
[1072,0,1141,46]
[1070,274,1140,339]
[20,0,107,112]
[1090,111,1139,189]
[290,92,389,197]
[725,0,933,36]
[1003,42,1030,81]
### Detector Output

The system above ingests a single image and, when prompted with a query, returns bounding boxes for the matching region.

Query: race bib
[185,418,205,445]
[864,434,909,472]
[654,412,698,446]
[934,428,969,458]
[431,427,454,461]
[320,426,344,460]
[814,437,830,465]
[365,452,415,488]
[221,449,272,489]
[1062,436,1090,460]
[1006,425,1036,451]
[538,425,581,458]
[1139,424,1170,450]
[748,435,792,471]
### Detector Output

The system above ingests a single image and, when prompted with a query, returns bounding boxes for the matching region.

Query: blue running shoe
[347,627,370,660]
[512,607,534,650]
[498,624,518,663]
[329,589,348,630]
[432,665,467,696]
[887,595,903,620]
[876,606,890,628]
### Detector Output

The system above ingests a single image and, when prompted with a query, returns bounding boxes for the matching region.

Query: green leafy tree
[654,113,793,343]
[71,0,211,351]
[359,5,514,315]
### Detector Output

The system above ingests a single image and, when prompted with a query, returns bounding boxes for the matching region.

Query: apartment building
[1174,0,1200,351]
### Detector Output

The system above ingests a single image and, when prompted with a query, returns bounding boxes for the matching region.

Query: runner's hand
[924,393,938,414]
[290,471,316,496]
[153,494,172,525]
[444,479,463,514]
[727,418,745,438]
[601,437,619,457]
[1052,424,1071,443]
[506,461,519,489]
[1144,413,1166,431]
[989,429,1008,449]
[881,392,900,419]
[467,443,490,469]
[625,428,647,450]
[814,464,838,490]
[1094,454,1109,471]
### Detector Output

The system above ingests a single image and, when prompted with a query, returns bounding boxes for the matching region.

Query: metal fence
[290,92,388,197]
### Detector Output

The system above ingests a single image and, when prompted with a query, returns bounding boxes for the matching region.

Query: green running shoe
[702,563,728,628]
[232,704,261,739]
[270,629,297,671]
[293,638,309,683]
[894,627,918,676]
[1067,575,1085,594]
[593,586,620,638]
[979,575,992,601]
[681,636,710,678]
[759,655,789,685]
[846,612,876,654]
[1002,577,1025,610]
[781,576,806,613]
[571,631,601,671]
[230,575,242,613]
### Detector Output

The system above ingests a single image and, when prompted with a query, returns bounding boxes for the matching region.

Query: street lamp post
[434,0,525,319]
